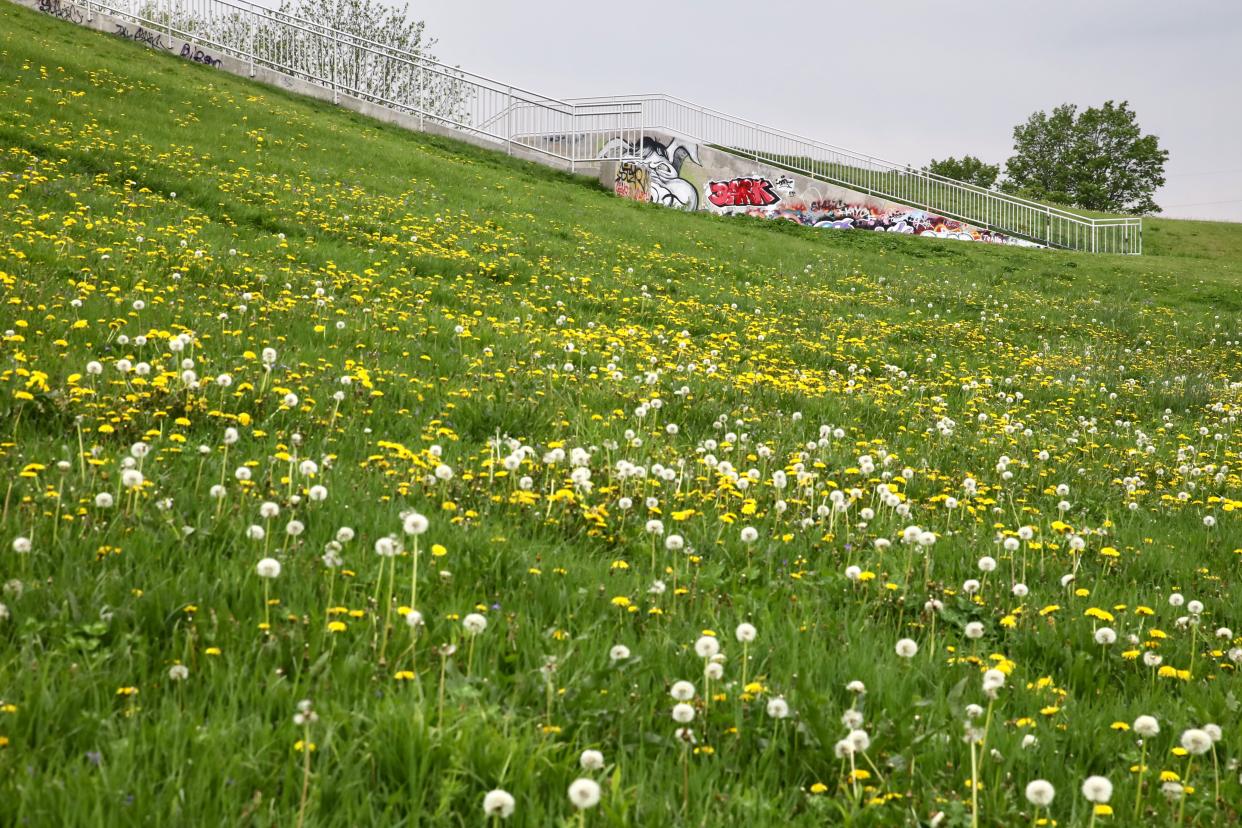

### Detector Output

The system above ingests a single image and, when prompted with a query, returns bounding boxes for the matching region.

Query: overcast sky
[413,0,1242,222]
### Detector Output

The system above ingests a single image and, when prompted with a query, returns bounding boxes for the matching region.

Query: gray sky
[415,0,1242,222]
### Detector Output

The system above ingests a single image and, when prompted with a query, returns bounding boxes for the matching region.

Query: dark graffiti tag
[114,23,174,51]
[707,177,780,208]
[614,161,651,203]
[38,0,83,23]
[180,43,222,67]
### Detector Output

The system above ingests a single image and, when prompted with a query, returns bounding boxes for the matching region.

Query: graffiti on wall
[38,0,83,23]
[769,198,1036,245]
[600,137,701,211]
[707,177,780,208]
[114,23,175,51]
[614,161,650,203]
[180,43,223,67]
[704,175,1036,246]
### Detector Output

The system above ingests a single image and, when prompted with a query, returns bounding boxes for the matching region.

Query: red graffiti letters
[707,178,779,208]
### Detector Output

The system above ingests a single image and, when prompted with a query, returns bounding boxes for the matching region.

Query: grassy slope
[1,3,1241,826]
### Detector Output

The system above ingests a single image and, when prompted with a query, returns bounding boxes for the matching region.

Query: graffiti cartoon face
[601,137,701,211]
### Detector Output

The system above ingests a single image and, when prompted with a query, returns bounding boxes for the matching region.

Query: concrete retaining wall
[10,0,602,178]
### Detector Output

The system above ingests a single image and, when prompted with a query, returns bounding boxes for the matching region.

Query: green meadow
[0,3,1240,825]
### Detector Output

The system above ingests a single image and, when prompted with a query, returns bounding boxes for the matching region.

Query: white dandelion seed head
[766,697,790,719]
[1025,779,1055,807]
[1180,728,1212,755]
[1081,775,1113,803]
[482,789,515,819]
[255,557,281,578]
[670,680,695,701]
[694,635,720,659]
[402,512,429,535]
[1133,715,1159,738]
[462,613,487,635]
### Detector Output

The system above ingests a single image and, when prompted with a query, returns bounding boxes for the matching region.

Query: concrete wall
[597,133,1040,247]
[10,0,603,178]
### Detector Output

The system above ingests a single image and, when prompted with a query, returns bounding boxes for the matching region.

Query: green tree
[1003,101,1168,214]
[925,155,999,189]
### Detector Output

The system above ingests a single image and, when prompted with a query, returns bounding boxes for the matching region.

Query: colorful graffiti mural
[601,137,1039,247]
[600,137,700,211]
[707,177,780,208]
[747,197,1036,245]
[703,177,1036,246]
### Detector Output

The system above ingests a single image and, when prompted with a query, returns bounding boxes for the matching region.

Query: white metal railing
[568,94,1142,254]
[56,0,1140,253]
[76,0,646,167]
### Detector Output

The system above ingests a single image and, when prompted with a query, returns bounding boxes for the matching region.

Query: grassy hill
[1,3,1240,826]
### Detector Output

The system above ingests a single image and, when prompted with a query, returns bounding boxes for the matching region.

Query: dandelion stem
[409,537,420,611]
[1177,757,1193,825]
[969,739,979,828]
[1134,740,1147,819]
[740,641,749,693]
[379,554,395,664]
[682,743,690,814]
[1212,743,1220,804]
[437,653,448,729]
[295,722,312,828]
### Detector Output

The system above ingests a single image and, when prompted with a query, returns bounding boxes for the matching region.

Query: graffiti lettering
[600,137,701,211]
[114,23,174,51]
[614,161,651,203]
[38,0,83,23]
[707,177,780,208]
[180,43,223,67]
